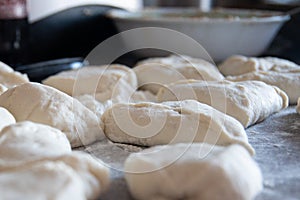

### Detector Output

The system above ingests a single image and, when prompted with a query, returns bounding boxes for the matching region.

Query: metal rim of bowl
[107,8,290,24]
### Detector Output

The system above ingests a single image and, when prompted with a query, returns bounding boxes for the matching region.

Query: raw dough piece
[226,71,300,104]
[0,84,7,95]
[0,61,14,72]
[0,162,86,200]
[264,57,300,72]
[0,82,105,147]
[75,94,109,119]
[134,54,224,94]
[102,100,254,155]
[219,55,300,76]
[157,80,288,127]
[130,90,157,103]
[45,152,110,199]
[297,97,300,114]
[43,65,137,103]
[0,61,29,88]
[0,121,71,165]
[124,143,263,200]
[0,107,15,131]
[0,151,110,199]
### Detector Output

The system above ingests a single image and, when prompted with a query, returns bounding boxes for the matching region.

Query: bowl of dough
[107,8,290,62]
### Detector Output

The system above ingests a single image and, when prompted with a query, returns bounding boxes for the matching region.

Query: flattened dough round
[0,82,105,147]
[0,107,15,131]
[0,121,71,165]
[134,54,224,94]
[157,80,288,127]
[124,143,263,200]
[102,100,254,155]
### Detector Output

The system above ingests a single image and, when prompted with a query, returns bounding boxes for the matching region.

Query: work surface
[82,106,300,200]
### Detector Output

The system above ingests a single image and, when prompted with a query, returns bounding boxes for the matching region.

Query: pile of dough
[226,71,300,104]
[43,65,137,103]
[219,55,300,76]
[0,82,105,147]
[0,84,7,95]
[0,107,15,131]
[0,121,71,165]
[0,61,29,88]
[0,151,110,199]
[102,100,254,155]
[134,54,224,94]
[157,80,288,127]
[124,143,262,200]
[297,98,300,114]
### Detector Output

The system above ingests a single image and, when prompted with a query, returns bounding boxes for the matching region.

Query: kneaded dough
[75,94,110,119]
[0,107,15,131]
[46,152,110,199]
[0,161,86,200]
[134,54,224,94]
[0,84,7,95]
[219,55,300,76]
[43,65,137,103]
[130,90,157,103]
[124,143,263,200]
[0,82,105,147]
[0,121,71,165]
[157,80,288,127]
[102,100,254,155]
[0,61,29,88]
[0,151,110,199]
[226,71,300,104]
[297,98,300,114]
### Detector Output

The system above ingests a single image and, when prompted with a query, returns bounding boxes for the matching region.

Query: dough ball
[297,98,300,114]
[43,65,137,103]
[219,55,300,76]
[157,80,288,127]
[226,71,299,104]
[0,82,105,147]
[0,84,7,95]
[0,121,71,165]
[46,152,110,199]
[0,161,86,200]
[102,100,254,155]
[134,54,224,94]
[124,143,263,200]
[0,61,29,88]
[0,151,110,199]
[0,107,15,131]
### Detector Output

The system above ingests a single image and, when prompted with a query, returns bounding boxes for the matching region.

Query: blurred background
[0,0,299,71]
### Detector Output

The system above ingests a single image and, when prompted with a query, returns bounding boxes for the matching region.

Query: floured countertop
[81,106,300,200]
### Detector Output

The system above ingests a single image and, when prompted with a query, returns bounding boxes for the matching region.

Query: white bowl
[107,8,290,62]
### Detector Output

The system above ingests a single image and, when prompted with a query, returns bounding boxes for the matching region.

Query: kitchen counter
[81,106,300,200]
